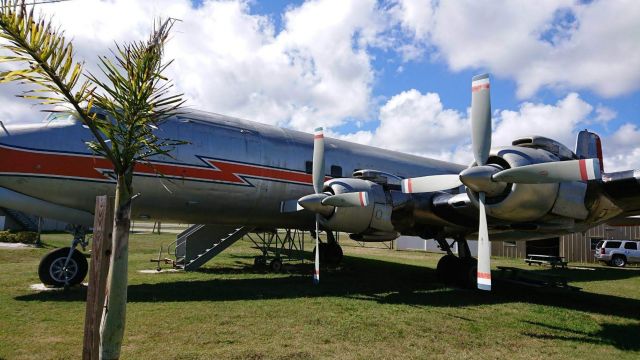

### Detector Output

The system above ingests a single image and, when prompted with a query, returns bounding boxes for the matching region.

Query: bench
[497,266,580,291]
[524,254,568,268]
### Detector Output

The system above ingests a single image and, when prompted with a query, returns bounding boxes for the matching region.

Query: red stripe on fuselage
[0,144,314,186]
[0,145,111,180]
[477,272,491,280]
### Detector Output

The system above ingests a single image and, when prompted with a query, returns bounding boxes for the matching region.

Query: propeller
[401,174,462,194]
[470,73,493,292]
[401,74,602,291]
[279,127,371,284]
[312,127,324,285]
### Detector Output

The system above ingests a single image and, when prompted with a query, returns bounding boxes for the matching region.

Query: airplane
[1,74,639,290]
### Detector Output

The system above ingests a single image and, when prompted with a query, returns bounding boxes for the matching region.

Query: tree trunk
[99,174,132,360]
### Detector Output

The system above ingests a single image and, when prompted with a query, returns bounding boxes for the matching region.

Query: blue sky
[202,0,640,147]
[2,0,639,170]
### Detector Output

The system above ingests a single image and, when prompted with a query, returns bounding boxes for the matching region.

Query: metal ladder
[1,208,38,231]
[164,225,253,271]
[183,225,253,271]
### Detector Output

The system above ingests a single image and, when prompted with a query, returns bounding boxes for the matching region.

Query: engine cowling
[466,146,558,221]
[319,178,395,235]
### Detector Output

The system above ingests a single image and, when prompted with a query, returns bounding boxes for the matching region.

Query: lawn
[0,232,639,360]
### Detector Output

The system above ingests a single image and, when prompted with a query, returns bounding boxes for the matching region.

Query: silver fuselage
[0,111,464,228]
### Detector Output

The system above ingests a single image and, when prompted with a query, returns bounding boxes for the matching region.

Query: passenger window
[624,242,637,250]
[330,165,342,178]
[305,161,313,174]
[605,241,621,248]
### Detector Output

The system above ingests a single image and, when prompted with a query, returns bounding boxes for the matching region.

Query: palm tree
[0,1,185,358]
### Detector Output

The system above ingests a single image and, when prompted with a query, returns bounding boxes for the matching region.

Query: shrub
[0,231,39,244]
[0,231,16,243]
[14,232,39,244]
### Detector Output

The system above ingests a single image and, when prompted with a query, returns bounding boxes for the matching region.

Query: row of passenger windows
[305,161,343,178]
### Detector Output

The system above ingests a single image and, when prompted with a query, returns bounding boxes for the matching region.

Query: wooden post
[83,196,114,360]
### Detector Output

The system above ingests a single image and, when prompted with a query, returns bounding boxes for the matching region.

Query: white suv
[595,240,640,267]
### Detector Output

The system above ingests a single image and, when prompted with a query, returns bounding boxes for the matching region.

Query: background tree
[0,1,185,358]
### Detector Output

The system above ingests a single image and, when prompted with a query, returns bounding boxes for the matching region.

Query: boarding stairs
[1,207,38,231]
[171,225,253,271]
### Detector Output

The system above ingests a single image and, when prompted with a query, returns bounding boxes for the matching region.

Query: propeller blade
[312,127,325,194]
[313,214,320,285]
[477,192,492,291]
[492,158,601,184]
[471,74,492,166]
[321,192,369,207]
[280,199,303,213]
[297,193,333,216]
[401,175,462,193]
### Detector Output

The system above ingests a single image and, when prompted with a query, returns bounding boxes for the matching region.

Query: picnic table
[524,254,568,268]
[497,266,580,291]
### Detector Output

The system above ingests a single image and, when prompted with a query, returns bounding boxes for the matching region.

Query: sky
[1,0,639,171]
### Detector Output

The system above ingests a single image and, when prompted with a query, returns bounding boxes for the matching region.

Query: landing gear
[38,247,88,287]
[269,257,283,272]
[37,225,89,287]
[434,235,478,289]
[436,254,460,284]
[312,231,343,266]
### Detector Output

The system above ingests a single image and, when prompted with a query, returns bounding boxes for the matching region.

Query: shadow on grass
[16,254,640,318]
[523,321,640,351]
[13,245,640,352]
[16,245,640,349]
[518,265,640,283]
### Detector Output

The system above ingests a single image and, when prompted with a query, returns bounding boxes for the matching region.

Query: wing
[601,169,640,215]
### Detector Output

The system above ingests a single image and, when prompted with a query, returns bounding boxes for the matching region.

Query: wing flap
[601,170,640,213]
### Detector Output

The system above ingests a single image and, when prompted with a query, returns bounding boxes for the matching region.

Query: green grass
[1,233,639,360]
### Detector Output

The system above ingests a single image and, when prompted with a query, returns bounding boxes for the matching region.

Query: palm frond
[0,0,116,165]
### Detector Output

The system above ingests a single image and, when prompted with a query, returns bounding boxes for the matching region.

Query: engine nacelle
[319,178,395,234]
[468,145,561,222]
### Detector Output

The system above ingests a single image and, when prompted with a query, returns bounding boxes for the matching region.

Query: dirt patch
[0,242,34,249]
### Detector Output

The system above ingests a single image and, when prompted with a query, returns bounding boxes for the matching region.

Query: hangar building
[396,224,640,264]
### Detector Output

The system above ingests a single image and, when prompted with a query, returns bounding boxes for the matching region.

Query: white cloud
[392,0,640,98]
[491,93,593,148]
[338,89,468,160]
[594,105,616,124]
[1,0,638,173]
[342,90,640,171]
[0,0,388,132]
[603,123,640,171]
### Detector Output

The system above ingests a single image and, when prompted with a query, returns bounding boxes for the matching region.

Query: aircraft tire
[436,255,460,284]
[457,258,478,289]
[325,243,343,265]
[38,247,88,287]
[270,258,283,272]
[313,243,344,266]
